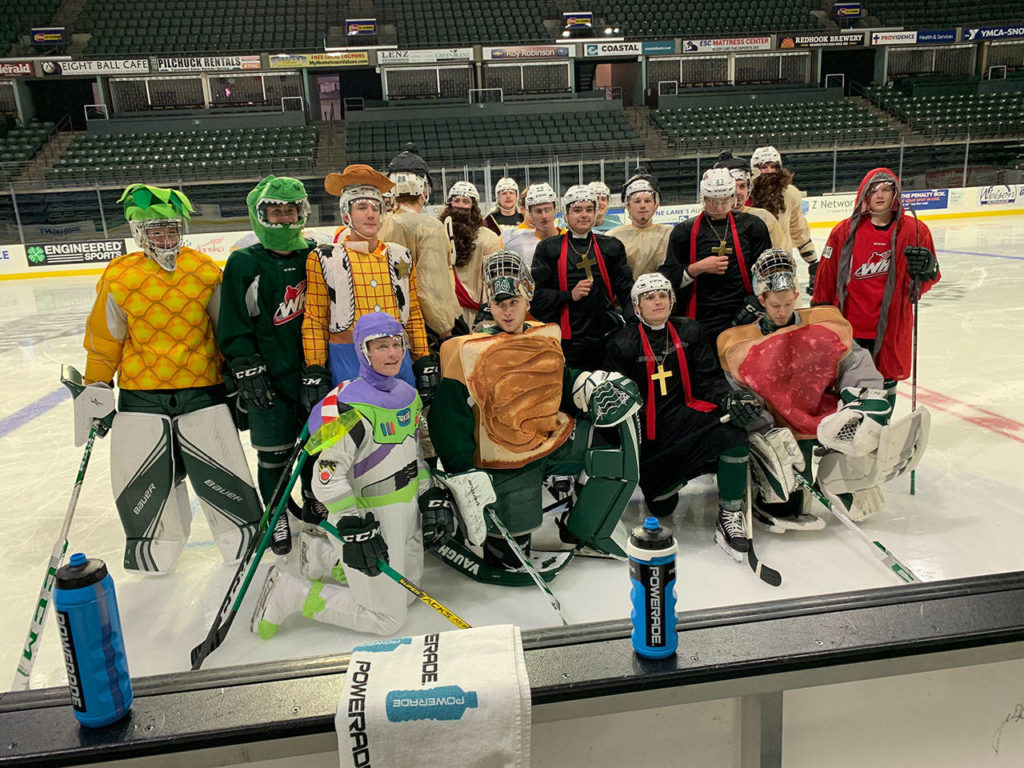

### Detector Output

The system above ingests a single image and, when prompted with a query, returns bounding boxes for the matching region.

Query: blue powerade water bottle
[628,517,678,659]
[53,553,133,727]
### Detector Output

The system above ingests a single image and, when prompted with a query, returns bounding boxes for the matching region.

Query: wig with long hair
[439,203,485,267]
[749,168,794,217]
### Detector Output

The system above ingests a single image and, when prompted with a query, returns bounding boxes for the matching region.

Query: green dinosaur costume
[246,175,311,253]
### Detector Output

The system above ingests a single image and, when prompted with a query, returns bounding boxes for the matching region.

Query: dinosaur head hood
[246,175,310,252]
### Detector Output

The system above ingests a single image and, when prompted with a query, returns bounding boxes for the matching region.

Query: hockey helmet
[751,145,783,170]
[387,143,433,197]
[494,177,519,196]
[484,249,535,302]
[524,182,558,210]
[714,151,752,183]
[700,168,736,200]
[120,183,194,271]
[562,184,598,210]
[621,167,660,204]
[752,248,800,296]
[448,180,480,204]
[588,180,611,199]
[630,272,674,311]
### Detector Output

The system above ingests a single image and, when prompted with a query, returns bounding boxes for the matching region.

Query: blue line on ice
[0,387,70,439]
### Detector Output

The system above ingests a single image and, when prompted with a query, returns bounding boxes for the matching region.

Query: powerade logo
[56,611,85,711]
[385,686,478,722]
[421,633,440,683]
[353,637,412,653]
[347,660,373,765]
[979,185,1017,206]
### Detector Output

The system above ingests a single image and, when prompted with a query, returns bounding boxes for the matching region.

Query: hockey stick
[377,560,472,629]
[11,403,101,691]
[744,468,782,587]
[905,198,922,496]
[794,473,919,584]
[190,433,309,670]
[487,508,570,626]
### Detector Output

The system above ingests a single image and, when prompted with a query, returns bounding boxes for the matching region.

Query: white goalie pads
[434,470,496,546]
[748,427,805,504]
[816,387,892,457]
[820,485,886,523]
[571,370,642,427]
[73,382,115,446]
[817,407,931,495]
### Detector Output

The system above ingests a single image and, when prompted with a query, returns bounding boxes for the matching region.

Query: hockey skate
[250,565,310,639]
[715,506,751,561]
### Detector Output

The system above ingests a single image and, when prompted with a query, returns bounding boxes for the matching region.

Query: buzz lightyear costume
[78,184,262,574]
[251,312,431,637]
[427,251,642,585]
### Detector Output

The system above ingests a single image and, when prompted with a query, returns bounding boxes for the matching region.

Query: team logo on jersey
[318,459,337,484]
[397,407,412,427]
[853,250,891,279]
[273,280,306,326]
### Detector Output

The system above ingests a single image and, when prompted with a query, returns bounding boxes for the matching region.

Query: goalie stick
[190,431,309,670]
[378,560,471,629]
[11,366,101,691]
[794,473,919,584]
[905,197,923,496]
[744,468,782,587]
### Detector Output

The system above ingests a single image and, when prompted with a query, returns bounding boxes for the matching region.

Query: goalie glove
[419,485,457,548]
[335,512,388,577]
[748,427,805,504]
[228,355,275,411]
[432,469,494,546]
[299,364,333,414]
[817,387,892,457]
[720,389,762,428]
[413,354,440,406]
[571,370,643,427]
[732,295,763,327]
[903,246,938,281]
[73,381,116,446]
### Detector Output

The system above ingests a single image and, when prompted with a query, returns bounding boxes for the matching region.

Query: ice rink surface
[1,214,1022,691]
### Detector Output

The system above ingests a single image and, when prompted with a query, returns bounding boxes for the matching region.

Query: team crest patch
[397,407,412,427]
[318,459,338,484]
[821,245,833,260]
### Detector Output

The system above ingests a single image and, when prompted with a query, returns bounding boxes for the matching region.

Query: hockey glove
[732,294,763,327]
[904,246,938,281]
[228,355,275,411]
[73,381,116,445]
[413,354,441,406]
[720,389,762,428]
[807,259,819,296]
[419,486,457,548]
[335,512,388,577]
[299,364,333,414]
[572,371,643,426]
[817,387,892,456]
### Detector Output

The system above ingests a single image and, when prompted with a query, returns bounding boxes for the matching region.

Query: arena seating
[381,0,552,47]
[651,100,900,151]
[866,0,1021,27]
[1,0,60,56]
[584,0,820,37]
[864,88,1024,139]
[0,122,55,179]
[345,110,643,166]
[48,126,317,184]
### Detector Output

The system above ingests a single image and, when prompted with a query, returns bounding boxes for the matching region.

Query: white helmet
[494,177,519,196]
[389,171,426,197]
[562,184,597,209]
[631,272,674,309]
[339,184,384,218]
[588,180,611,199]
[700,168,736,200]
[484,249,535,302]
[751,145,782,169]
[448,180,479,202]
[622,174,659,204]
[752,248,800,296]
[524,183,558,210]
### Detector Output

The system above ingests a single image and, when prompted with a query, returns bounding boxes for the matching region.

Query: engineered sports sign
[25,239,126,267]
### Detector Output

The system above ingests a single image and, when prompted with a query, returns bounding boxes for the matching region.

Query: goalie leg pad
[174,404,262,564]
[559,416,639,558]
[111,411,190,574]
[748,428,804,504]
[819,485,886,523]
[817,407,931,494]
[431,536,574,586]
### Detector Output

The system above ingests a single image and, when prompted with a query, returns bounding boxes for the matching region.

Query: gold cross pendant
[711,240,733,258]
[651,363,673,396]
[578,252,597,281]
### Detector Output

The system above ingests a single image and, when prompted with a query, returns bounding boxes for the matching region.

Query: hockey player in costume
[606,168,673,278]
[301,164,429,409]
[662,168,772,345]
[531,184,635,370]
[427,251,642,584]
[589,180,613,231]
[605,273,753,560]
[812,167,940,408]
[79,184,262,574]
[219,176,316,531]
[717,249,929,530]
[438,180,501,329]
[250,312,431,637]
[748,146,819,292]
[484,176,524,235]
[378,144,460,343]
[714,151,787,252]
[500,183,565,267]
